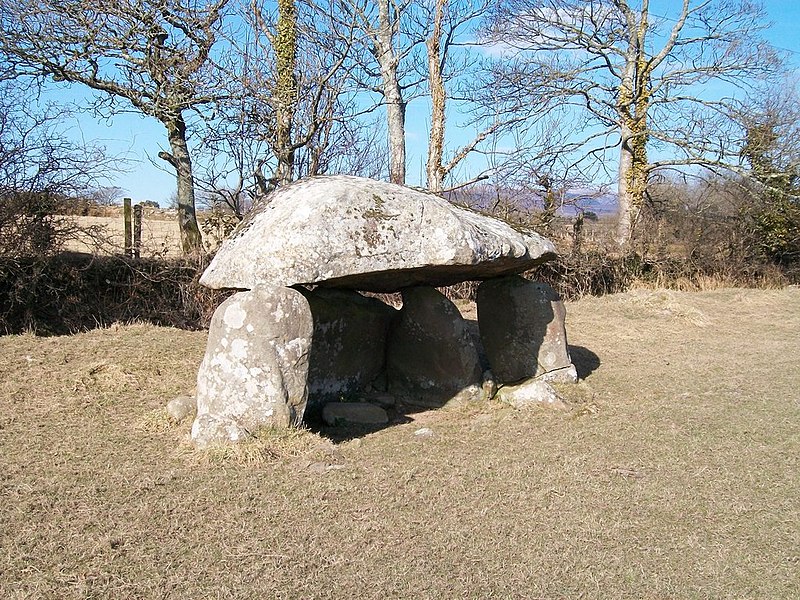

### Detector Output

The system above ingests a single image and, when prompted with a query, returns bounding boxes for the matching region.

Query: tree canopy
[0,0,795,253]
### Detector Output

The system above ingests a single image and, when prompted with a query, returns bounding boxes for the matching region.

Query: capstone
[200,176,556,292]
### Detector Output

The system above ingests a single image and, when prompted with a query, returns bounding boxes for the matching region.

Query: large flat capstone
[200,176,557,292]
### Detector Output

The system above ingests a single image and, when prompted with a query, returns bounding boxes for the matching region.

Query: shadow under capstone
[300,285,487,442]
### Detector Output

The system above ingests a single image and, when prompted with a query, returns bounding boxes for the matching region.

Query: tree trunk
[541,188,556,232]
[616,123,636,246]
[616,120,650,247]
[615,3,650,248]
[572,210,585,256]
[160,114,202,255]
[274,0,297,185]
[426,0,446,193]
[376,1,406,185]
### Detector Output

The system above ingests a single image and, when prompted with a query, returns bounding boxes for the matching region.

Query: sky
[50,0,800,206]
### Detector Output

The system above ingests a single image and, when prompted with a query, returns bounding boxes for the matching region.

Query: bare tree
[0,0,232,254]
[422,0,510,193]
[196,0,368,202]
[88,186,127,207]
[341,0,430,184]
[252,0,363,187]
[484,0,780,248]
[0,79,116,256]
[341,0,508,191]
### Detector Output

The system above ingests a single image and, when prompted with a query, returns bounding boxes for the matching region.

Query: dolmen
[191,176,578,447]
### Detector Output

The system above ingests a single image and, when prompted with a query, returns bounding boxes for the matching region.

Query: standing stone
[386,286,483,407]
[298,288,397,408]
[191,286,313,448]
[477,276,577,383]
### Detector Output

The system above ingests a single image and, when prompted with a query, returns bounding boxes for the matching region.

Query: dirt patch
[1,289,799,598]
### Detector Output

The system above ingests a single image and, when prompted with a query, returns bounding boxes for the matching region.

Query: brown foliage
[0,253,231,335]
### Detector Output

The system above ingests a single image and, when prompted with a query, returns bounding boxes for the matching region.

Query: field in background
[58,208,614,259]
[1,288,798,598]
[60,209,227,257]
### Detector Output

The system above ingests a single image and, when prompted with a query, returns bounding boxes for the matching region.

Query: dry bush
[0,253,231,335]
[445,173,797,300]
[641,175,799,276]
[0,191,105,257]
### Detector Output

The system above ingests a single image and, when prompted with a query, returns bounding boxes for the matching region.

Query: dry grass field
[1,288,798,599]
[60,215,183,258]
[59,210,227,257]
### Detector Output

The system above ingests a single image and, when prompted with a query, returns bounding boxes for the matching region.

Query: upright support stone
[298,288,397,409]
[191,286,313,448]
[386,286,483,407]
[477,276,577,384]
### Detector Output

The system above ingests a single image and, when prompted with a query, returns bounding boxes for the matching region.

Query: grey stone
[322,402,389,427]
[450,384,486,405]
[538,364,579,384]
[386,287,483,407]
[191,414,250,449]
[299,288,397,408]
[496,379,568,410]
[477,277,575,383]
[166,395,196,423]
[360,392,396,408]
[200,176,556,293]
[191,286,313,447]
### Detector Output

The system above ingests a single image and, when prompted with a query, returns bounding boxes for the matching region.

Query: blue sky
[57,0,800,205]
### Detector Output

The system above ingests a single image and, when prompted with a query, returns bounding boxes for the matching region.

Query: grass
[1,288,799,598]
[60,214,184,258]
[59,210,228,258]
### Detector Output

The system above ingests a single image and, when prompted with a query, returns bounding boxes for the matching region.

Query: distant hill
[446,184,618,218]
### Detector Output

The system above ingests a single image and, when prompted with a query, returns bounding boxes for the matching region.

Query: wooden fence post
[123,198,132,258]
[133,204,142,259]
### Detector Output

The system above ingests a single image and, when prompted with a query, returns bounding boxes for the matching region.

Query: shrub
[0,191,67,257]
[746,197,800,265]
[0,253,231,335]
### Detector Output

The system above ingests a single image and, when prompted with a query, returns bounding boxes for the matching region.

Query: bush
[0,191,68,257]
[747,197,800,265]
[0,253,231,335]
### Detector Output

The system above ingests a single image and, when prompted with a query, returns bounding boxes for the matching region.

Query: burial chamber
[190,176,577,447]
